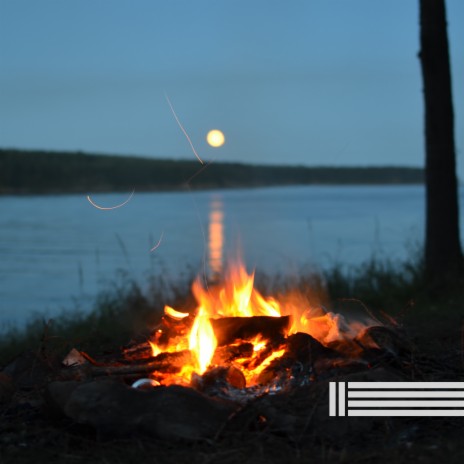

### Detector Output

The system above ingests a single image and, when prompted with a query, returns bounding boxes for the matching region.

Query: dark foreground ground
[1,335,463,464]
[1,261,463,463]
[1,402,464,464]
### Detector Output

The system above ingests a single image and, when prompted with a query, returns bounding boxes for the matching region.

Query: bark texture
[419,0,462,285]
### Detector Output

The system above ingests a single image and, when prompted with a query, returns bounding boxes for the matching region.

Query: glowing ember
[252,337,267,352]
[250,349,286,378]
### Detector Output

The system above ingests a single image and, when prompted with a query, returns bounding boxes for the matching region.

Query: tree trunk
[419,0,462,287]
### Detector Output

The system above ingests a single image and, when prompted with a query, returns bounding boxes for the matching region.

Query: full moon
[206,129,225,148]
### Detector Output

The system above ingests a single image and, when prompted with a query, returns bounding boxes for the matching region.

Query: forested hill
[0,148,424,194]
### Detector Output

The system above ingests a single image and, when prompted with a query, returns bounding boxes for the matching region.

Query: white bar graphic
[348,410,464,417]
[329,381,464,417]
[348,382,464,389]
[329,382,336,416]
[349,400,464,407]
[348,391,464,398]
[339,382,346,416]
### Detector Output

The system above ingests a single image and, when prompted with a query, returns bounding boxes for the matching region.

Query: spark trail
[165,93,204,165]
[86,189,135,210]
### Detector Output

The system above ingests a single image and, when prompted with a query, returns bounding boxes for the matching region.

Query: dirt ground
[1,317,464,464]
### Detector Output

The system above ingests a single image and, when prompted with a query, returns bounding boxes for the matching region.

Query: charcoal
[256,363,291,386]
[193,365,247,393]
[212,342,254,364]
[286,332,335,363]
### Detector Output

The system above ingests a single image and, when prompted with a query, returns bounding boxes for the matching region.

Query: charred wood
[211,316,290,346]
[212,342,254,365]
[60,350,192,380]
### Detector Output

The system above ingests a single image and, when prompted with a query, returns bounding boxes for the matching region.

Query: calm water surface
[1,185,462,328]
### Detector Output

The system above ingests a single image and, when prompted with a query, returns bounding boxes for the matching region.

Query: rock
[46,380,237,441]
[45,380,80,414]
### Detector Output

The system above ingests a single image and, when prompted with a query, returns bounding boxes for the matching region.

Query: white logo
[329,382,464,416]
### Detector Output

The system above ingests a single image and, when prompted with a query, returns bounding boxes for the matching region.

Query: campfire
[117,256,371,394]
[39,255,397,441]
[3,254,428,443]
[1,215,460,456]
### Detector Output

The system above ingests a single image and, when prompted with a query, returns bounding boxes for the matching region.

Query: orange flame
[189,307,217,374]
[148,256,367,386]
[191,262,280,319]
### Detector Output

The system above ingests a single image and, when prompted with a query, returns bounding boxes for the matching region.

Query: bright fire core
[206,129,225,147]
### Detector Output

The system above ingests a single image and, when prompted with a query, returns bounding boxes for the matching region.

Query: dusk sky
[1,1,463,176]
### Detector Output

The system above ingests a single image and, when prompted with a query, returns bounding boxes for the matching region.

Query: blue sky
[1,0,463,176]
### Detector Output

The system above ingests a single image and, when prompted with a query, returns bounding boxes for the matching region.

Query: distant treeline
[0,148,424,194]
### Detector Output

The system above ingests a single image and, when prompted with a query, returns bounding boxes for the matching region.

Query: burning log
[211,315,290,346]
[211,342,254,365]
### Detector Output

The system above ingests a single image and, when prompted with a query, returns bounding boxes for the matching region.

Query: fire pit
[39,257,415,441]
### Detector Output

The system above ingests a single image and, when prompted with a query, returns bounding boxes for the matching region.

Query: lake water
[1,185,463,329]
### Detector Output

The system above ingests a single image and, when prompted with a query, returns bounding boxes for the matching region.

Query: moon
[206,129,225,148]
